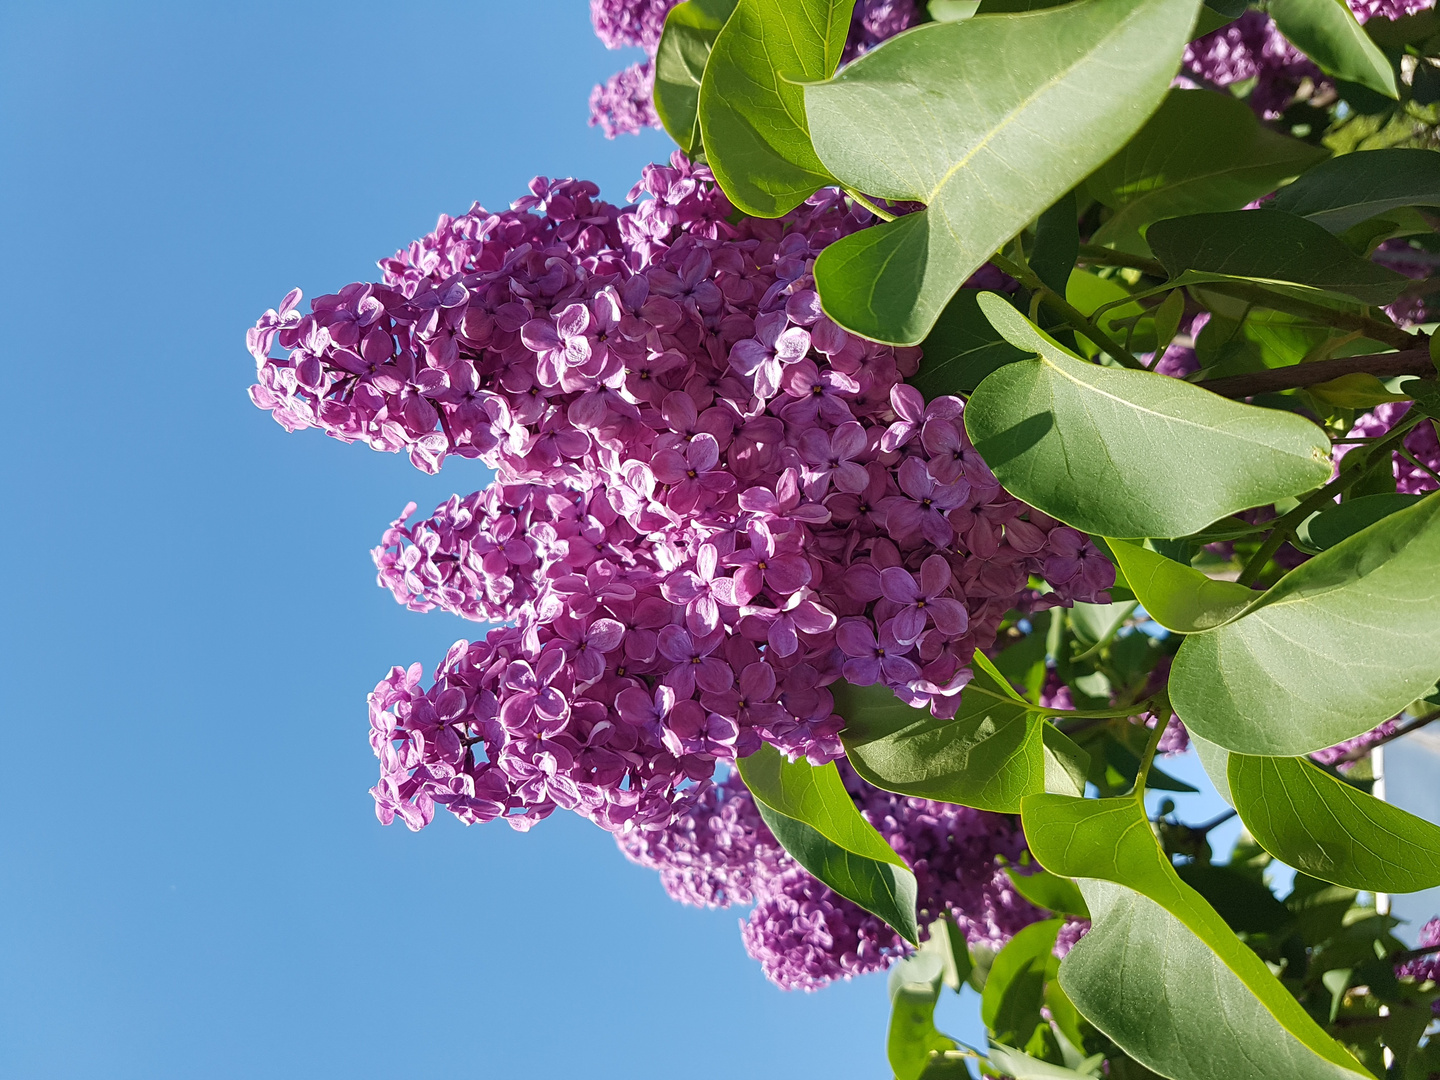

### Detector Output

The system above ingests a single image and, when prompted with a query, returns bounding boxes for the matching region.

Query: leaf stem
[1235,415,1427,587]
[989,252,1147,369]
[1076,244,1167,278]
[843,188,896,222]
[1194,347,1433,399]
[1132,700,1170,800]
[1197,280,1417,350]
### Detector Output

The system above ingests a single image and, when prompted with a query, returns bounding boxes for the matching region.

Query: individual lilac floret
[589,61,662,139]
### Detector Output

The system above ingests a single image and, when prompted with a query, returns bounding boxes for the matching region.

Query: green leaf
[1229,753,1440,893]
[1087,89,1328,253]
[738,744,920,942]
[1294,493,1424,553]
[1191,734,1235,806]
[1107,539,1256,633]
[653,0,738,156]
[1032,191,1080,296]
[982,918,1063,1047]
[928,0,981,19]
[1268,0,1398,100]
[911,289,1030,397]
[1007,866,1091,919]
[1041,724,1090,799]
[964,294,1334,538]
[1146,210,1411,306]
[987,1044,1104,1080]
[1022,793,1374,1080]
[804,0,1202,344]
[696,0,851,217]
[888,937,960,1080]
[1171,491,1440,756]
[834,653,1049,812]
[1269,148,1440,234]
[1174,862,1296,935]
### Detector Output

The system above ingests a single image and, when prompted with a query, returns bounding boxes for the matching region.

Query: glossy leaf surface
[1268,0,1398,99]
[1088,89,1327,252]
[1023,793,1374,1080]
[1229,753,1440,893]
[965,295,1334,538]
[698,0,851,217]
[1294,493,1423,554]
[1147,210,1411,306]
[805,0,1201,344]
[1171,492,1440,756]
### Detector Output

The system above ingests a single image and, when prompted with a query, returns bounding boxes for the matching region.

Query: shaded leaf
[653,0,738,155]
[1008,866,1091,918]
[888,934,960,1080]
[1171,491,1440,756]
[982,918,1062,1047]
[804,0,1202,344]
[911,289,1030,397]
[697,0,851,217]
[1146,210,1411,307]
[1022,793,1374,1080]
[1107,539,1256,633]
[1229,753,1440,893]
[1294,492,1423,553]
[965,294,1334,538]
[1088,89,1327,253]
[987,1043,1105,1080]
[1269,147,1440,234]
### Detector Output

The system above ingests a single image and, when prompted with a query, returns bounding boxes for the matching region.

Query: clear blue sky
[7,4,1421,1078]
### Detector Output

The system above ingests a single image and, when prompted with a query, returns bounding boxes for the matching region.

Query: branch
[1195,348,1434,399]
[1076,244,1167,277]
[1198,280,1417,349]
[1331,710,1440,765]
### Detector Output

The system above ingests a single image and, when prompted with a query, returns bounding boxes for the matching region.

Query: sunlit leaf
[1229,753,1440,893]
[1269,147,1440,234]
[965,294,1334,538]
[1171,492,1440,756]
[1107,539,1256,633]
[653,0,738,156]
[804,0,1202,344]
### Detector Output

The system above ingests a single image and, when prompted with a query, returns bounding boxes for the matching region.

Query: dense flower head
[620,765,1041,989]
[1310,718,1400,768]
[844,0,921,62]
[591,0,676,52]
[1398,917,1440,981]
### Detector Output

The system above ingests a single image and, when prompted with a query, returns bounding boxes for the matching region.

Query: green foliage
[1269,146,1440,233]
[834,651,1045,811]
[1107,539,1255,633]
[1294,492,1424,553]
[1007,866,1091,919]
[1023,794,1374,1080]
[965,294,1334,538]
[737,744,920,942]
[982,918,1063,1048]
[910,290,1030,398]
[1171,492,1440,755]
[697,0,851,217]
[804,0,1201,344]
[1087,90,1328,253]
[1146,210,1412,306]
[1267,0,1398,100]
[1229,753,1440,892]
[653,0,738,156]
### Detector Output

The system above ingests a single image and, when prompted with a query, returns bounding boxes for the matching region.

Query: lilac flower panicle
[591,0,676,52]
[1398,918,1440,982]
[589,61,661,139]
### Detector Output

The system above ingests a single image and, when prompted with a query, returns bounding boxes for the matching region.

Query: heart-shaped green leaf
[1022,793,1375,1080]
[653,0,739,156]
[740,744,920,942]
[804,0,1202,344]
[1268,0,1398,100]
[1088,89,1328,253]
[834,650,1045,811]
[1269,147,1440,234]
[1229,753,1440,893]
[1146,210,1411,306]
[697,0,852,217]
[1171,491,1440,756]
[1107,539,1257,633]
[965,294,1334,538]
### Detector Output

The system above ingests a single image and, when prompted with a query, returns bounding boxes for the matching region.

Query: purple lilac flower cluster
[249,155,1114,837]
[619,766,1041,989]
[586,0,920,138]
[1183,0,1435,119]
[1398,917,1440,981]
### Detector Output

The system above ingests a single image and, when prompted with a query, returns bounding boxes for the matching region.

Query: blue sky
[4,4,1434,1078]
